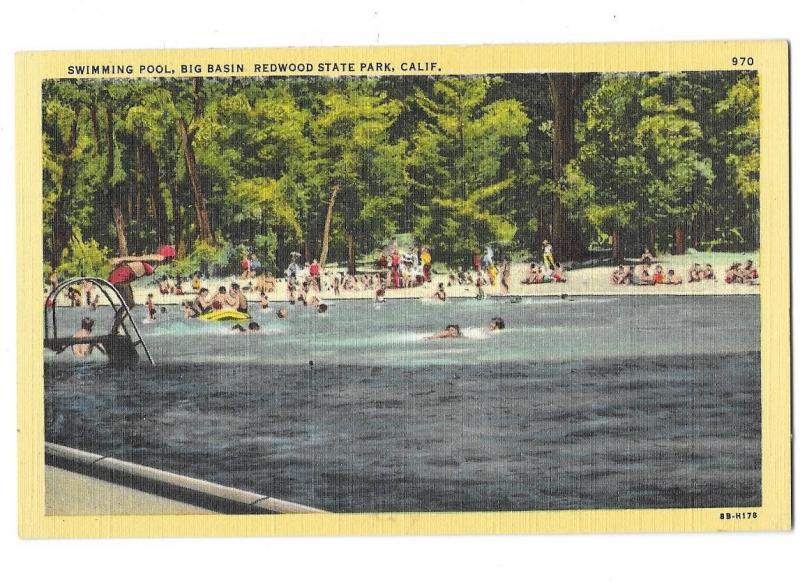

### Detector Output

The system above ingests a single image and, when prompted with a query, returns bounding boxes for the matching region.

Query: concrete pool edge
[44,442,327,515]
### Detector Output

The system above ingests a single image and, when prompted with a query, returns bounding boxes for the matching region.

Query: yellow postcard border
[17,40,791,538]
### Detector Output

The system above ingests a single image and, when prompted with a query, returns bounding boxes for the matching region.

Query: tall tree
[548,73,589,260]
[408,77,529,263]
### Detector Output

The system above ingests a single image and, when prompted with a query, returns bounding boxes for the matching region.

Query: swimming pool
[44,295,761,513]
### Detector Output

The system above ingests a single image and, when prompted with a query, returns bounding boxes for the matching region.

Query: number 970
[732,56,755,66]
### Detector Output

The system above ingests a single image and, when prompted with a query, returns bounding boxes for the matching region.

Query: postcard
[17,41,790,537]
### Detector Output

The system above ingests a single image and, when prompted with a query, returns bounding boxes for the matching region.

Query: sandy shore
[128,253,758,305]
[48,252,759,306]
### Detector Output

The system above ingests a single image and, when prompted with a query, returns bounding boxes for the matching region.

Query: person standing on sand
[391,248,401,288]
[542,240,556,271]
[500,260,511,294]
[241,254,251,279]
[420,247,432,283]
[476,273,485,300]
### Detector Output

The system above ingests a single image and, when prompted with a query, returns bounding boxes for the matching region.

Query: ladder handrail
[45,277,154,365]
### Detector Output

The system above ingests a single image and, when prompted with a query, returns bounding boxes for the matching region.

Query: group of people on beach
[609,247,758,287]
[724,260,759,284]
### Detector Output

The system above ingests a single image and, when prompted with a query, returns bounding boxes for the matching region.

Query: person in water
[259,292,270,309]
[191,288,213,316]
[228,283,248,313]
[232,321,261,333]
[72,317,106,357]
[317,303,328,314]
[276,307,289,319]
[145,293,157,319]
[433,282,447,302]
[429,324,462,339]
[489,317,505,331]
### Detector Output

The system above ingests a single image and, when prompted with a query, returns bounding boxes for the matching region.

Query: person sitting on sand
[433,282,447,302]
[703,264,716,280]
[429,324,462,339]
[741,259,759,283]
[653,265,665,284]
[67,286,82,306]
[145,293,157,320]
[72,317,105,357]
[522,262,537,284]
[638,268,654,285]
[174,275,185,295]
[666,269,683,285]
[191,271,202,292]
[158,275,172,295]
[259,292,270,309]
[725,263,742,284]
[610,265,624,285]
[551,263,567,283]
[687,263,702,282]
[489,317,505,332]
[619,265,633,285]
[640,247,655,266]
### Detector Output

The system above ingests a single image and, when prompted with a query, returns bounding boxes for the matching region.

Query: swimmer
[560,293,574,301]
[428,324,462,339]
[231,322,260,333]
[488,317,505,332]
[276,307,288,319]
[71,317,106,357]
[317,303,328,314]
[259,292,270,309]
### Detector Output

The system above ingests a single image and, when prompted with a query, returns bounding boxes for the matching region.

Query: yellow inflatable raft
[198,309,251,322]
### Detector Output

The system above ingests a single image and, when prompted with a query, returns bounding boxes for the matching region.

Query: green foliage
[408,77,529,262]
[55,229,111,278]
[42,71,760,274]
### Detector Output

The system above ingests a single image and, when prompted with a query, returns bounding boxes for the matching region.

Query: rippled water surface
[45,295,761,512]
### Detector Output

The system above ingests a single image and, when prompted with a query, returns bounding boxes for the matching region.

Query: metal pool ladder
[44,277,155,366]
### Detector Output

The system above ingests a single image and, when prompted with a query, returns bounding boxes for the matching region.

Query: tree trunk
[142,142,169,245]
[673,225,686,255]
[178,117,214,245]
[51,115,78,269]
[105,104,129,257]
[611,228,622,263]
[318,184,339,268]
[171,179,182,255]
[347,232,355,275]
[548,73,587,261]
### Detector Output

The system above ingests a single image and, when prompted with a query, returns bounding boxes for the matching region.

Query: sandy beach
[47,251,759,307]
[126,251,759,306]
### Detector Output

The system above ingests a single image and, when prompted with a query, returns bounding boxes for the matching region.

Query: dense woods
[42,71,759,277]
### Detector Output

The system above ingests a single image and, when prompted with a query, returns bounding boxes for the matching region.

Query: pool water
[44,295,761,513]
